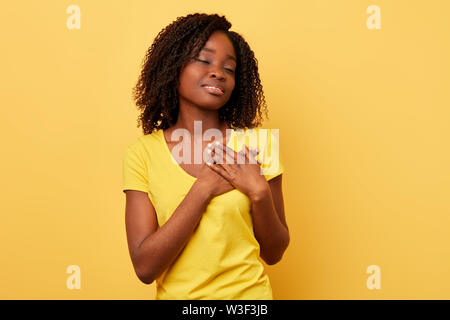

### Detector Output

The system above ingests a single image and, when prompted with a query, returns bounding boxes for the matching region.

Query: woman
[123,13,289,299]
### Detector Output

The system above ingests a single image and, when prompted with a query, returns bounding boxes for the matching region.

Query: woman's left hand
[205,141,269,201]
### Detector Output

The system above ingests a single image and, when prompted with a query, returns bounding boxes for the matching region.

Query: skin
[125,31,289,284]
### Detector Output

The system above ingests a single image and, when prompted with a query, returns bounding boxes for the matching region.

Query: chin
[198,100,228,110]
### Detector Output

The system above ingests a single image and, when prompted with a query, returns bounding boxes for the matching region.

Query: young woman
[123,13,289,300]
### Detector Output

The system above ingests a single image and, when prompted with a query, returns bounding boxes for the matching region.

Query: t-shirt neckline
[159,128,235,181]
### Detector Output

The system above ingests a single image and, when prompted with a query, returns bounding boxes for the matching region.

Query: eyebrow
[201,47,236,62]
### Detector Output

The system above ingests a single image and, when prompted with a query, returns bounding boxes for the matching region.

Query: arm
[125,179,212,284]
[250,174,289,265]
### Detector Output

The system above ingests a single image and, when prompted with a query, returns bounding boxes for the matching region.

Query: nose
[209,66,225,80]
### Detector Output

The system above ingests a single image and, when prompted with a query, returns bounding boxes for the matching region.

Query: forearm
[136,180,212,283]
[250,186,289,265]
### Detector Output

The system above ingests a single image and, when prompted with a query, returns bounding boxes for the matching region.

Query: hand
[196,152,235,200]
[206,141,269,201]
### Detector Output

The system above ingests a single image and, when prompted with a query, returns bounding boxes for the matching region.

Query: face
[177,31,237,111]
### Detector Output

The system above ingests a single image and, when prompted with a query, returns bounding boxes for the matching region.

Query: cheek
[178,67,200,92]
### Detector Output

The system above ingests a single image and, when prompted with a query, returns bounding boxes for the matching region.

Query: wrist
[248,183,270,203]
[194,179,214,203]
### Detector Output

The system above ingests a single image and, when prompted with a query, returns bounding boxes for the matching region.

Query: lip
[203,86,224,96]
[201,83,225,94]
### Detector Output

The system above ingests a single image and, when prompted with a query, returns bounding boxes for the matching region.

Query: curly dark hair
[132,13,269,135]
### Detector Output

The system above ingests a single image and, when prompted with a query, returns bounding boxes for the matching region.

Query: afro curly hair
[132,13,269,135]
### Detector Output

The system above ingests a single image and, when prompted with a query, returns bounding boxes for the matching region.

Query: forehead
[200,32,236,61]
[201,47,236,62]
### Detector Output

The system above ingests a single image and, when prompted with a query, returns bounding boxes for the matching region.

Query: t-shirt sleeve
[260,129,285,181]
[122,143,149,193]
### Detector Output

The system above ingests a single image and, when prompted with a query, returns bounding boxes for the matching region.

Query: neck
[171,107,229,140]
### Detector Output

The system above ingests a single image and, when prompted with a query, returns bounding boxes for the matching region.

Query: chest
[166,141,210,178]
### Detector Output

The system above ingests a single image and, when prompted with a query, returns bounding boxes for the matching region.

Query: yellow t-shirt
[122,127,285,300]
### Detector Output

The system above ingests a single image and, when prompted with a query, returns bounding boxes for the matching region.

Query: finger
[223,145,237,165]
[206,144,214,163]
[214,141,239,164]
[244,144,262,165]
[236,151,247,164]
[250,148,260,156]
[208,158,233,180]
[228,144,247,164]
[243,144,250,161]
[249,147,261,155]
[206,159,223,176]
[212,143,234,165]
[247,146,262,165]
[207,142,222,164]
[247,145,260,165]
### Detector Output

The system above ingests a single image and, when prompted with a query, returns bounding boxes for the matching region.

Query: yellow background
[1,0,449,299]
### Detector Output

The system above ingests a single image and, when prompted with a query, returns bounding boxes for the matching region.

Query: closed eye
[195,58,235,73]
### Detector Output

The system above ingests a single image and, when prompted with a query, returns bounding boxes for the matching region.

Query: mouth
[202,84,225,96]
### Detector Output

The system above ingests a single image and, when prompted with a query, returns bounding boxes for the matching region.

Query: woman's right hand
[196,159,235,199]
